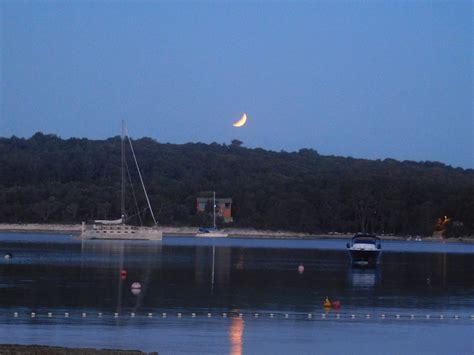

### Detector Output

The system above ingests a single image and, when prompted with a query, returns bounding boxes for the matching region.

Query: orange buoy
[323,297,332,308]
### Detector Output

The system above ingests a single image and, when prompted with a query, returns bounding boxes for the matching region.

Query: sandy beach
[0,222,468,242]
[0,223,332,238]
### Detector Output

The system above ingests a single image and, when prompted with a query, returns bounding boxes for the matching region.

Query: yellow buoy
[323,297,332,308]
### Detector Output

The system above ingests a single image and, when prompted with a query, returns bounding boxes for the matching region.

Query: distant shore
[0,344,157,355]
[0,223,471,242]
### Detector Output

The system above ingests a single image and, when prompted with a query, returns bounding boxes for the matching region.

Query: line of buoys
[6,311,472,321]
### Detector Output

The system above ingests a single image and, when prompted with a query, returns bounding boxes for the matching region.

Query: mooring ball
[131,282,141,289]
[298,264,304,274]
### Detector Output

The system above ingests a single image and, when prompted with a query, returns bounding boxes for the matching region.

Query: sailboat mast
[213,191,216,229]
[121,120,126,222]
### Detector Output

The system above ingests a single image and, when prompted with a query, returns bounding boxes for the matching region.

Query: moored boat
[80,219,162,240]
[80,121,162,241]
[346,234,381,267]
[195,191,228,238]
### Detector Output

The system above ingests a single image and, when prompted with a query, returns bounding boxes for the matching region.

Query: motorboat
[346,234,381,267]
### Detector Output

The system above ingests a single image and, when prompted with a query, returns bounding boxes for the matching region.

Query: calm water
[0,233,473,354]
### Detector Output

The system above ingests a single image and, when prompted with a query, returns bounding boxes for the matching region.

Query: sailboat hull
[80,224,162,240]
[195,231,228,238]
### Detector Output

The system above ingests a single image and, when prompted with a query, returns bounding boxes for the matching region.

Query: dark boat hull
[348,250,382,268]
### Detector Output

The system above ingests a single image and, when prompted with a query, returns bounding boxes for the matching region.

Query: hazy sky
[1,1,472,168]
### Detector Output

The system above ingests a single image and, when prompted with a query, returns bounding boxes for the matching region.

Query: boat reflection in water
[348,268,381,289]
[194,244,232,290]
[79,239,163,313]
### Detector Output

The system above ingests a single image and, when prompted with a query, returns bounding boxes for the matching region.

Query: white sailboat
[80,122,162,240]
[195,191,228,238]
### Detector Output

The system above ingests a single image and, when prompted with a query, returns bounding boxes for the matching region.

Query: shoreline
[0,223,471,243]
[0,344,156,355]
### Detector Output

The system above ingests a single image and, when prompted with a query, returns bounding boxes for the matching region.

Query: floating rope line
[4,311,472,322]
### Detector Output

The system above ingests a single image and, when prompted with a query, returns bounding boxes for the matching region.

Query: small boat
[196,227,228,238]
[196,192,228,238]
[346,234,382,267]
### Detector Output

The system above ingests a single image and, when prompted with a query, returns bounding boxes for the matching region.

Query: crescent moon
[232,113,247,128]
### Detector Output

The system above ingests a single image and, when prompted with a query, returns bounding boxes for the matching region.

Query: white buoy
[4,253,12,260]
[298,264,304,274]
[131,282,141,289]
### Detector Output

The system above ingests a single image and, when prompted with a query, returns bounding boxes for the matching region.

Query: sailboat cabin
[196,197,233,223]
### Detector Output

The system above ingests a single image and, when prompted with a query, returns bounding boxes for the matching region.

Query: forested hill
[1,133,473,237]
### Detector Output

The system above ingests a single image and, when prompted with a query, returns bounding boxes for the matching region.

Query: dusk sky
[1,1,472,168]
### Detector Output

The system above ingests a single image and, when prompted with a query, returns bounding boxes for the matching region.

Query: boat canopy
[352,234,380,243]
[94,218,123,225]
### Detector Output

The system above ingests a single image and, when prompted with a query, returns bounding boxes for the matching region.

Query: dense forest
[0,133,473,237]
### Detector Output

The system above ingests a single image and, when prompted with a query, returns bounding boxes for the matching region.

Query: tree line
[0,132,472,237]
